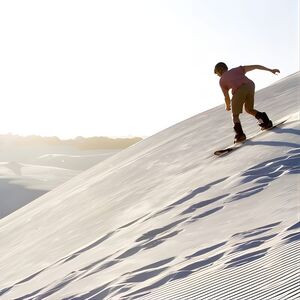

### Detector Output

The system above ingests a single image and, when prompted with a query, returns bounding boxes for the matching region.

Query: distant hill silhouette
[0,134,143,150]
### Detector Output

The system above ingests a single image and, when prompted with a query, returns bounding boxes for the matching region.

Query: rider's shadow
[246,140,300,148]
[271,127,300,136]
[247,126,300,148]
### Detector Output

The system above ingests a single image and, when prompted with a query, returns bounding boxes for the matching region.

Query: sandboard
[214,119,287,157]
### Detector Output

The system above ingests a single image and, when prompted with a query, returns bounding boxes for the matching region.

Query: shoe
[259,120,273,130]
[233,123,246,143]
[255,112,273,130]
[234,133,246,143]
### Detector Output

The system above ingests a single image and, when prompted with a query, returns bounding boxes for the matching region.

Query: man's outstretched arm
[244,65,280,74]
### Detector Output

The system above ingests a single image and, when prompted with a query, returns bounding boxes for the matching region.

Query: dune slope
[0,72,299,300]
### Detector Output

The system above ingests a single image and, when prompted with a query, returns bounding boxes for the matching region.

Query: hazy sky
[0,0,298,138]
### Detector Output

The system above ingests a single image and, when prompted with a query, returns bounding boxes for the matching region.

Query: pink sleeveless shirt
[219,66,254,94]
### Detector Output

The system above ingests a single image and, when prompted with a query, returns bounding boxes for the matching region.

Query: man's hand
[225,104,231,111]
[271,69,280,75]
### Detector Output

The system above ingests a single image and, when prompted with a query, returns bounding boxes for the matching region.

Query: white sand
[0,147,118,219]
[0,72,299,299]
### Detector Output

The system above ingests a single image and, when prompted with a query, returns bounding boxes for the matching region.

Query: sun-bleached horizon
[0,0,298,138]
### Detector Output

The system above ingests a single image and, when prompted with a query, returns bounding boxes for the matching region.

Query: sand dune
[0,72,299,299]
[0,147,119,219]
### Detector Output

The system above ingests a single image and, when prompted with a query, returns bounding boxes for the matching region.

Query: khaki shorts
[232,83,255,115]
